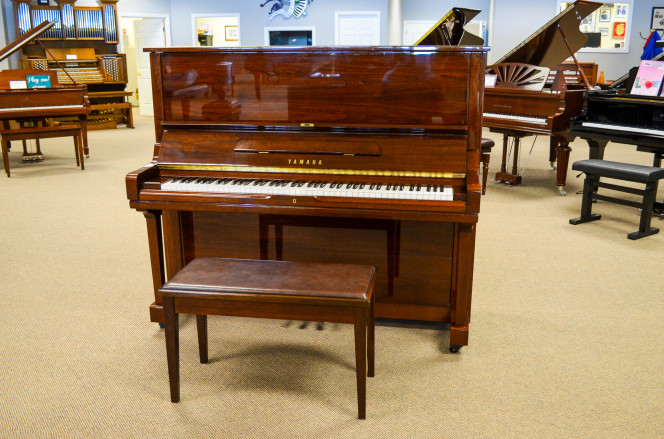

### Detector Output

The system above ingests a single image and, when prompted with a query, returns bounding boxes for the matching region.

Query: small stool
[1,125,84,177]
[158,257,376,419]
[569,159,664,239]
[480,138,495,195]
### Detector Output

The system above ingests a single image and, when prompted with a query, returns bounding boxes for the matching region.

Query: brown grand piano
[483,0,601,194]
[126,45,487,353]
[0,21,90,160]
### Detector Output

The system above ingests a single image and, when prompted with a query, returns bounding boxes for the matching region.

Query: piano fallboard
[483,87,585,134]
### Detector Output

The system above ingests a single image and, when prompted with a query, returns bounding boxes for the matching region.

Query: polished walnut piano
[483,0,601,194]
[126,45,488,353]
[0,21,90,160]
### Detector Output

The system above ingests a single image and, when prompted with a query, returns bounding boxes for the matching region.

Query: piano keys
[483,0,602,194]
[126,45,487,352]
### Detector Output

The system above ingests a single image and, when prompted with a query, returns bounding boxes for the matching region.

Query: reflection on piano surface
[0,21,90,161]
[414,7,484,46]
[483,0,601,195]
[126,45,487,352]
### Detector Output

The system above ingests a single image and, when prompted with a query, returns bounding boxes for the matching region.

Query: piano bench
[481,138,495,195]
[569,159,664,239]
[0,125,84,177]
[158,257,376,419]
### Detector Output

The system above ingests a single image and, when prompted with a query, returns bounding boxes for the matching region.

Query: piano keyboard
[0,104,83,112]
[579,121,664,137]
[483,112,547,124]
[162,178,453,201]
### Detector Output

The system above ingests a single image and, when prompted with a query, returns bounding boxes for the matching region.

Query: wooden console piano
[126,45,487,352]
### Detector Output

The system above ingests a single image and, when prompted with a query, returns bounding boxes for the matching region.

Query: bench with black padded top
[569,159,664,239]
[158,257,376,419]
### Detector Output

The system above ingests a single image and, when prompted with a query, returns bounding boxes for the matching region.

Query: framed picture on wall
[599,8,611,22]
[613,22,626,38]
[225,25,238,41]
[615,4,628,18]
[651,7,664,30]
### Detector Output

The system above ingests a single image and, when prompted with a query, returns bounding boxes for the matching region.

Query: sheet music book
[630,60,664,96]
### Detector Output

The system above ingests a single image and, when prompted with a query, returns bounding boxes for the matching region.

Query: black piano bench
[158,257,376,419]
[569,159,664,240]
[0,125,84,177]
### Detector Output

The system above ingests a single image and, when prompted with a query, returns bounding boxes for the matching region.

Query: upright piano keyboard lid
[146,45,488,132]
[492,1,601,69]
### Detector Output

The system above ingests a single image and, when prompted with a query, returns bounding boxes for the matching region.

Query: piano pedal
[21,154,44,162]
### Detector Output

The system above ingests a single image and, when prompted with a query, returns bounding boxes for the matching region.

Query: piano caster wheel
[550,161,557,170]
[85,155,90,158]
[449,345,461,353]
[559,188,567,196]
[159,323,165,329]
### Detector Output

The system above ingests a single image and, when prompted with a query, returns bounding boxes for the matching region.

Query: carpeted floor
[0,116,662,438]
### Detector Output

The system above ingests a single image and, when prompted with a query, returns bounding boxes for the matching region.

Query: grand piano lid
[0,21,55,63]
[492,0,602,69]
[414,7,484,46]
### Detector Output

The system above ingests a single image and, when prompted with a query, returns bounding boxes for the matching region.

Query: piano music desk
[0,125,84,177]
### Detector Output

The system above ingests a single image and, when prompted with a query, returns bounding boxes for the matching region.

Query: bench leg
[628,181,660,240]
[196,315,209,363]
[368,296,375,378]
[163,296,180,403]
[2,138,10,177]
[353,308,367,419]
[570,176,601,225]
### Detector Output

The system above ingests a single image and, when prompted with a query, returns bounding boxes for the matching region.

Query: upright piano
[483,0,601,194]
[0,21,90,160]
[126,45,488,352]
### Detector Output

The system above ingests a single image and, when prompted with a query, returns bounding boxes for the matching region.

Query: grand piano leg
[552,136,571,195]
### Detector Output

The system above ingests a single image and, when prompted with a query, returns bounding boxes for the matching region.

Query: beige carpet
[1,116,662,438]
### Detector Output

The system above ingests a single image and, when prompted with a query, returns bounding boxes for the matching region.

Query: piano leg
[142,210,166,323]
[552,135,572,196]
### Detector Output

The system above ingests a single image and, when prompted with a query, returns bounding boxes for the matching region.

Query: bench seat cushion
[572,159,664,183]
[160,257,375,301]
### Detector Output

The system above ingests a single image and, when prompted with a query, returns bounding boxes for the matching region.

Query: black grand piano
[571,62,664,214]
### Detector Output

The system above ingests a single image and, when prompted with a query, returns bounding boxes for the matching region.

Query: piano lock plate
[158,164,466,179]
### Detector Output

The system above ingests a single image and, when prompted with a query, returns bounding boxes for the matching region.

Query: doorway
[192,14,240,47]
[118,14,170,117]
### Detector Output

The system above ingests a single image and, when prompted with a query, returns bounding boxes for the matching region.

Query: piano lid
[492,0,601,69]
[414,8,484,46]
[0,21,55,63]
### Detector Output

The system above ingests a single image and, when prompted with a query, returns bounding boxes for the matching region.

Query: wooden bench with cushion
[158,257,376,419]
[1,125,84,177]
[569,159,664,239]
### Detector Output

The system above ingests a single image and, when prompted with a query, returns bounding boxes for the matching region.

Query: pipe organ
[10,0,132,129]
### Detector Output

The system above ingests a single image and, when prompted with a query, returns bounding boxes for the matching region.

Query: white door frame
[335,11,381,46]
[191,13,241,47]
[117,12,171,53]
